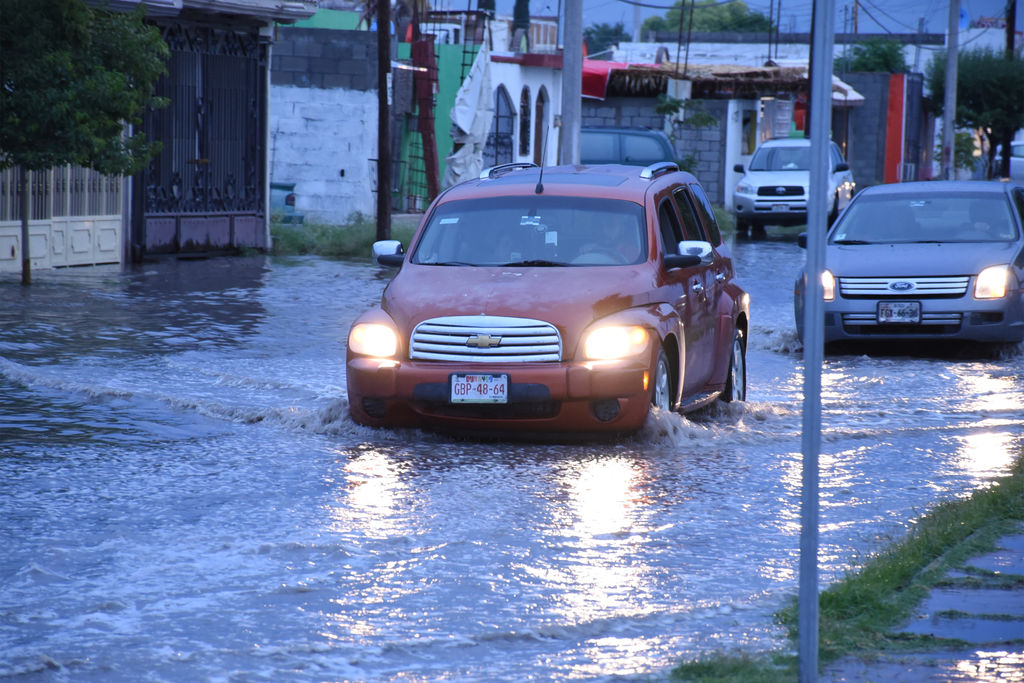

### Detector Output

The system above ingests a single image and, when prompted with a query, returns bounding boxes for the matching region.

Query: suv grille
[839,276,969,298]
[756,186,804,197]
[410,315,562,362]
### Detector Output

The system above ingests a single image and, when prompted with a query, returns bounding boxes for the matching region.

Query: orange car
[346,162,749,436]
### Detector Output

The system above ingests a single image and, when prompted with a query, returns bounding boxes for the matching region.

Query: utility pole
[376,0,392,240]
[560,0,583,165]
[800,0,836,679]
[941,0,959,180]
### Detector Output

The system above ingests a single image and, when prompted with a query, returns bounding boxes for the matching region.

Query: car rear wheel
[721,327,746,402]
[651,348,674,411]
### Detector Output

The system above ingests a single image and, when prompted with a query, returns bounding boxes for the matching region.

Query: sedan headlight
[822,269,836,302]
[974,265,1010,299]
[736,181,755,195]
[583,325,649,360]
[348,323,399,357]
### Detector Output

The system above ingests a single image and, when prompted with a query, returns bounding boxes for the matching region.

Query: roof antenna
[535,122,549,194]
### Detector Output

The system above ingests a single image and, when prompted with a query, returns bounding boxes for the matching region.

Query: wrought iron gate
[133,21,267,259]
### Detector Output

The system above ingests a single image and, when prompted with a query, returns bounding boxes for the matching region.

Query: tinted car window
[688,183,723,246]
[623,134,669,163]
[580,131,616,161]
[672,188,705,241]
[657,200,683,254]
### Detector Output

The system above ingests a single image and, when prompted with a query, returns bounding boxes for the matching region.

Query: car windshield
[749,145,810,171]
[410,196,647,266]
[831,193,1019,244]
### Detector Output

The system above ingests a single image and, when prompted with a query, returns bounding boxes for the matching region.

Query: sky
[484,0,1020,37]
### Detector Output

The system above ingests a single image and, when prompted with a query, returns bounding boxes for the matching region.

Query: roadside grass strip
[270,213,418,259]
[671,451,1024,681]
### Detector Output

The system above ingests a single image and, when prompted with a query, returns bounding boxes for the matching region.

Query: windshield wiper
[500,259,568,267]
[423,261,478,266]
[831,239,872,245]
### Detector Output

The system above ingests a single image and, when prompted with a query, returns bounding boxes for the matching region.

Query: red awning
[582,59,633,100]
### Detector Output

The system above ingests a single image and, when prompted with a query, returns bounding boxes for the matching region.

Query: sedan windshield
[410,196,647,266]
[831,193,1019,244]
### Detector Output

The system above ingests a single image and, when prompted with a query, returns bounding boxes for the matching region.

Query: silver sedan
[795,180,1024,345]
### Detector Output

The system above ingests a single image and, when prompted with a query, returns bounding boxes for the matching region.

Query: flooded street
[2,236,1022,681]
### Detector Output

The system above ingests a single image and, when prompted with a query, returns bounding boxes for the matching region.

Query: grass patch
[270,212,419,259]
[671,453,1024,681]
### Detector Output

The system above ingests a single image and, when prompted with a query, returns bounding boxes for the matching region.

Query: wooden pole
[20,167,31,286]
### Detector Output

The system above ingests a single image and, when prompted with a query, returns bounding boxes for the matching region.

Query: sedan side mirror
[797,232,807,249]
[733,163,745,173]
[835,162,850,172]
[373,239,405,267]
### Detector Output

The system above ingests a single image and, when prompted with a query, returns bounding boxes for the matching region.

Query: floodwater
[1,236,1021,681]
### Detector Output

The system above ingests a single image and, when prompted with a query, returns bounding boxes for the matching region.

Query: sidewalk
[823,523,1024,681]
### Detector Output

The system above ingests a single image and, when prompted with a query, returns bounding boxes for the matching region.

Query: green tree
[641,0,770,36]
[926,47,1024,179]
[0,0,169,284]
[835,37,909,73]
[584,22,630,59]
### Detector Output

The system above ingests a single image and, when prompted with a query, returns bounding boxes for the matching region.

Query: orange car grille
[410,315,562,362]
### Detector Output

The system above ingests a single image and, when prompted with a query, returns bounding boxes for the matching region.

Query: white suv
[731,137,855,233]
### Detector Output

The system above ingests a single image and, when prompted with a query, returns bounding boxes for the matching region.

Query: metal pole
[800,0,835,679]
[376,0,392,240]
[559,0,583,165]
[941,0,959,180]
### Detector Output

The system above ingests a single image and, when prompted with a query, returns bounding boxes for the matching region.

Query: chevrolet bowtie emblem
[467,334,502,348]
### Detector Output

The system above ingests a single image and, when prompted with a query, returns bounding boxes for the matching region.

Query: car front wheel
[721,328,746,402]
[651,348,674,411]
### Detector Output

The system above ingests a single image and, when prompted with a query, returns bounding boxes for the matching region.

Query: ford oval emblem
[889,281,915,291]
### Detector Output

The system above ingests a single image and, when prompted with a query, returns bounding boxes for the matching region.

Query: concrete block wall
[581,96,664,130]
[270,28,378,224]
[581,96,730,204]
[670,99,729,204]
[842,72,890,189]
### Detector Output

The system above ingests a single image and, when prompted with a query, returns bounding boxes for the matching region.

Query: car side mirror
[373,239,405,267]
[665,240,713,269]
[835,162,850,172]
[797,232,807,249]
[733,163,745,173]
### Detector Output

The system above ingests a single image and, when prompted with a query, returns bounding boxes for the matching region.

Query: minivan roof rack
[479,162,539,179]
[640,161,679,179]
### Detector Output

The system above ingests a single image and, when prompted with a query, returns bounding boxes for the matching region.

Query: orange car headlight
[348,323,399,358]
[583,325,649,360]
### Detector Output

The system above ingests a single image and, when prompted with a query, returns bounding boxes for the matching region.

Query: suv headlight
[736,181,755,195]
[349,323,399,357]
[583,325,649,360]
[974,265,1009,299]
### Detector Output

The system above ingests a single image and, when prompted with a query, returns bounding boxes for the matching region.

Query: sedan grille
[410,315,562,362]
[839,276,970,298]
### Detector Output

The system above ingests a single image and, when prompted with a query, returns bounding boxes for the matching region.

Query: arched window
[483,85,515,167]
[533,86,549,165]
[519,86,531,157]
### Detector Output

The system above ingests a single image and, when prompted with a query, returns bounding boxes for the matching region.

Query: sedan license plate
[450,373,508,404]
[772,203,789,212]
[877,301,920,324]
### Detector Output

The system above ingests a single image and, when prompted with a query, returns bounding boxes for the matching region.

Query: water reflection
[953,650,1024,681]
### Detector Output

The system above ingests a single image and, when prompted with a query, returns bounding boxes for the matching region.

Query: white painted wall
[488,62,563,167]
[269,85,378,224]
